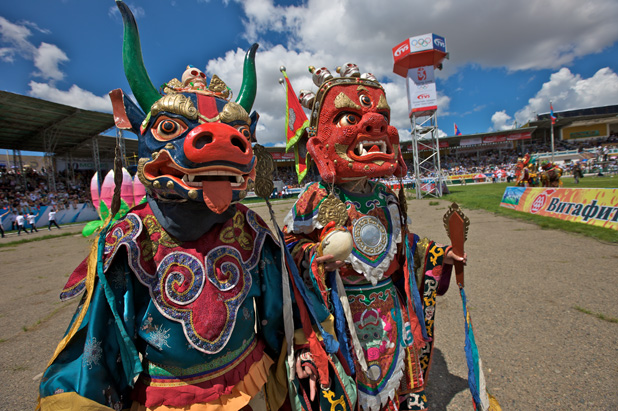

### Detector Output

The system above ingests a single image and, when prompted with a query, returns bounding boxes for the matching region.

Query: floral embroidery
[220,210,253,251]
[146,324,171,351]
[83,337,103,369]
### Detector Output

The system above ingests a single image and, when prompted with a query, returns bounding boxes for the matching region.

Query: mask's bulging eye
[160,120,178,134]
[152,117,188,141]
[360,94,371,107]
[236,125,252,140]
[336,113,359,127]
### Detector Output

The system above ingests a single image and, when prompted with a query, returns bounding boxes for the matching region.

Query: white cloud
[232,0,618,75]
[4,0,618,150]
[0,16,107,112]
[514,67,618,125]
[0,17,69,82]
[33,42,68,81]
[209,0,618,145]
[491,111,515,131]
[28,81,112,112]
[0,16,36,61]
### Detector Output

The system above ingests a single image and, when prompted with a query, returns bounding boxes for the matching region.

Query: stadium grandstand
[1,92,617,210]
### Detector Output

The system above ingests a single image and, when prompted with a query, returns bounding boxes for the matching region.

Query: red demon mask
[304,66,407,184]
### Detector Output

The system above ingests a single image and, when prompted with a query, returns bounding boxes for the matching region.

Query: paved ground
[1,198,617,410]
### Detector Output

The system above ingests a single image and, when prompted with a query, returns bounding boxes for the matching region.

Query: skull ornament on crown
[300,63,407,184]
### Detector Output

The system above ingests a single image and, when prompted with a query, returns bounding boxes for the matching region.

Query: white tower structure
[392,34,448,199]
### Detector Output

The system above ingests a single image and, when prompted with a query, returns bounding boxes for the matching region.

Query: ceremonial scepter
[443,203,500,411]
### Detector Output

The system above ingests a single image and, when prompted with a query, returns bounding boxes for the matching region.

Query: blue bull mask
[110,1,259,215]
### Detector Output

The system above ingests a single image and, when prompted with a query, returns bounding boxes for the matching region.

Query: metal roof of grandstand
[533,104,618,125]
[0,90,137,157]
[440,126,537,141]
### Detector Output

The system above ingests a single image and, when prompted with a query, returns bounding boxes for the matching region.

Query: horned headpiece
[287,63,406,184]
[110,1,259,214]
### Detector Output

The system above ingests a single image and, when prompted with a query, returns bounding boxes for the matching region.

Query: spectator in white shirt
[28,211,38,233]
[48,208,61,230]
[16,213,29,235]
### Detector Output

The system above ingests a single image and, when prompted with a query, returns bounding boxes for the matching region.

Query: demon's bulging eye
[160,120,177,134]
[152,116,188,141]
[335,112,359,127]
[236,125,252,140]
[359,94,371,107]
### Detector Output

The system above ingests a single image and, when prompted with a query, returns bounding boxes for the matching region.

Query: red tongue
[368,144,381,153]
[202,180,233,214]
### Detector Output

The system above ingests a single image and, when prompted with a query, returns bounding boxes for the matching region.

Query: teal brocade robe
[39,202,284,410]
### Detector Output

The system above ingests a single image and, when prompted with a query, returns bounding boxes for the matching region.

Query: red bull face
[306,82,406,183]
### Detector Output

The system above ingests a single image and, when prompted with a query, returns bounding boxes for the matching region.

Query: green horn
[235,43,259,113]
[116,0,161,112]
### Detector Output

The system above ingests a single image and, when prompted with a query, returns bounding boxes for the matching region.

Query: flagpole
[550,100,555,163]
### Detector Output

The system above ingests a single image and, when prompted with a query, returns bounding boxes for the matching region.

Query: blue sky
[1,0,617,149]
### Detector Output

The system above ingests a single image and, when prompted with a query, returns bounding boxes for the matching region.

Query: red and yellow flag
[281,68,309,183]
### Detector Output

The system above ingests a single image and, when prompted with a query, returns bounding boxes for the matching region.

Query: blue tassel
[328,271,355,375]
[460,287,482,407]
[405,235,429,341]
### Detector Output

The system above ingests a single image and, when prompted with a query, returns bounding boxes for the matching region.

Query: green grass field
[419,175,618,243]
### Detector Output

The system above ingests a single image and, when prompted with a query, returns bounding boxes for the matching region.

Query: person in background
[0,207,8,238]
[10,208,17,231]
[28,210,39,233]
[573,162,583,184]
[48,207,61,230]
[16,212,29,235]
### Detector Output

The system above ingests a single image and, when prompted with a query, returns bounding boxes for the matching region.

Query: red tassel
[288,266,331,387]
[403,255,427,350]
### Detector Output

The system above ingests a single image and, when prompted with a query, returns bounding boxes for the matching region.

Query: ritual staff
[38,2,290,410]
[282,64,465,411]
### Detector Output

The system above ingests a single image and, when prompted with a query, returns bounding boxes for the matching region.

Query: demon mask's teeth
[182,174,200,187]
[231,175,245,187]
[355,140,387,156]
[181,171,245,188]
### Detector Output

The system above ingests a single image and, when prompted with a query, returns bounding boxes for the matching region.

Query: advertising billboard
[500,187,618,230]
[406,65,437,114]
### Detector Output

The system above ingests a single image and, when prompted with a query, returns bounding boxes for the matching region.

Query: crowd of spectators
[2,135,617,215]
[0,166,94,215]
[271,135,618,186]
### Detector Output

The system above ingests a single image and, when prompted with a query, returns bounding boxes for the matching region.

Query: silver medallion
[352,216,387,256]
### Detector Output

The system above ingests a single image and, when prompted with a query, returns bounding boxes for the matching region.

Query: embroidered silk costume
[41,204,283,410]
[281,64,456,411]
[38,2,287,410]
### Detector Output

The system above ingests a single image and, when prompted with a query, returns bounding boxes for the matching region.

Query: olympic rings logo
[411,37,431,48]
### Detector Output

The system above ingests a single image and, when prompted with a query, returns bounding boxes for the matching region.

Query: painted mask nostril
[231,136,247,152]
[194,133,213,149]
